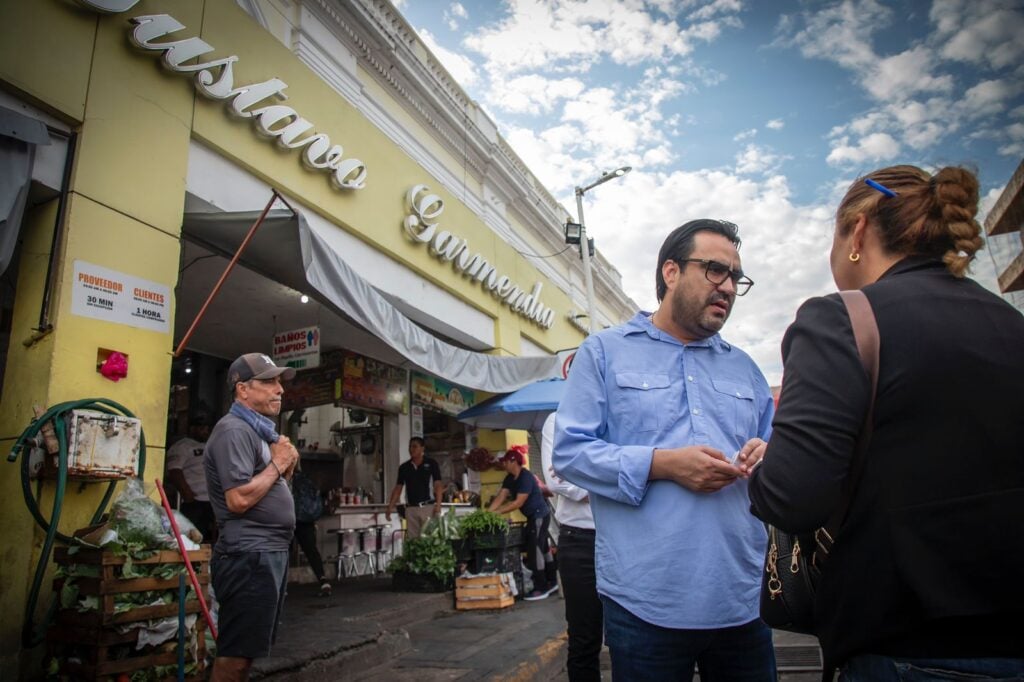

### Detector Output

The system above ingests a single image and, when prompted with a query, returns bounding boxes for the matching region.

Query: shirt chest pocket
[710,378,756,441]
[614,372,672,432]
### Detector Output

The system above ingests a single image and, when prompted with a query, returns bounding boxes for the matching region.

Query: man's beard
[670,288,731,339]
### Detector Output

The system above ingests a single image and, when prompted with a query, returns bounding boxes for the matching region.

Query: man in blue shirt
[553,219,776,681]
[489,446,557,601]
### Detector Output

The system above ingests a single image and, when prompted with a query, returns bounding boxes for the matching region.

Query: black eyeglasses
[675,259,754,296]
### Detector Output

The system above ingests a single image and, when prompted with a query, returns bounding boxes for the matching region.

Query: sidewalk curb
[494,630,568,682]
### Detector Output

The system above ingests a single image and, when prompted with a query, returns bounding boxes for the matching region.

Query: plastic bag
[108,478,177,551]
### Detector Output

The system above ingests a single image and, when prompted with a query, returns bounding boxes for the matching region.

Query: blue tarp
[456,378,566,430]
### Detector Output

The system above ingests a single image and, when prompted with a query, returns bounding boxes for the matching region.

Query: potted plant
[390,508,459,592]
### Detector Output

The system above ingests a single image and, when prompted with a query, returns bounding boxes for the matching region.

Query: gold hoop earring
[849,252,860,263]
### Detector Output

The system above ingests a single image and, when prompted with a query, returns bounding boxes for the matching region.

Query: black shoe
[523,589,550,601]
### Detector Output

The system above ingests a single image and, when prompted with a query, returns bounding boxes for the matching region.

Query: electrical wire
[7,398,146,647]
[514,245,572,259]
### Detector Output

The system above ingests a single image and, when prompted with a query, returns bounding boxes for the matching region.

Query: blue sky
[394,0,1024,381]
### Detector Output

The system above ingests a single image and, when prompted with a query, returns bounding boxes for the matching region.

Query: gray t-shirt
[205,414,295,553]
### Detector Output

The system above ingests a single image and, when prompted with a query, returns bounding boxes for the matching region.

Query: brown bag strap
[821,290,880,541]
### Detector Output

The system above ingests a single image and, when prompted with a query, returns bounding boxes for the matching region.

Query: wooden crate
[47,546,210,680]
[455,574,515,610]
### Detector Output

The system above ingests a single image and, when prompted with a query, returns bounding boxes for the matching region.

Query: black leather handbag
[760,289,880,635]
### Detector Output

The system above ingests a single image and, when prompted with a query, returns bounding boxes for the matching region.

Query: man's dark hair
[655,219,741,302]
[409,436,426,447]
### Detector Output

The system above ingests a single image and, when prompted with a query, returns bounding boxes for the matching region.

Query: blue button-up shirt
[553,312,774,628]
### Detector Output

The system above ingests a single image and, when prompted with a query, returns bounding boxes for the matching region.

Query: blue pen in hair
[865,178,897,198]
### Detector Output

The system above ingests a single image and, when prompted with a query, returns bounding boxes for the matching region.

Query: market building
[0,0,636,675]
[984,157,1024,311]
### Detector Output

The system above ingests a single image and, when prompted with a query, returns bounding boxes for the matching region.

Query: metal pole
[173,190,281,358]
[575,187,598,334]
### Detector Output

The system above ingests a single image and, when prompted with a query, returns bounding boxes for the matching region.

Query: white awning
[181,209,560,393]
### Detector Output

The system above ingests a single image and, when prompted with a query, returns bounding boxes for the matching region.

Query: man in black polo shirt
[386,437,443,538]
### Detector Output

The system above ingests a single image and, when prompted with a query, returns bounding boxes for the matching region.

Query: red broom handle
[155,479,218,640]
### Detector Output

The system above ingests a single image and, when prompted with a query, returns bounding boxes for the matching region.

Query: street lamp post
[573,166,631,333]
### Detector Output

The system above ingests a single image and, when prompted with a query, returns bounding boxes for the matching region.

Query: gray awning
[0,106,50,276]
[181,209,560,393]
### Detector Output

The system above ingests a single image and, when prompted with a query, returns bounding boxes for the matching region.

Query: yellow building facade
[0,0,635,674]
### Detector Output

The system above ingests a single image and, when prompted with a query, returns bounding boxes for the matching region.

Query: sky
[393,0,1024,383]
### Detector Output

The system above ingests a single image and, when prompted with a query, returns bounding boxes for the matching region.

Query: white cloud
[462,0,742,80]
[734,143,790,175]
[688,0,744,22]
[865,46,952,102]
[959,79,1024,118]
[733,128,758,141]
[826,132,901,166]
[765,118,784,130]
[778,0,889,71]
[490,74,585,115]
[778,0,1022,170]
[932,0,1024,70]
[418,28,480,88]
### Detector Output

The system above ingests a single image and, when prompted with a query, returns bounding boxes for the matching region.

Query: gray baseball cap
[227,353,296,386]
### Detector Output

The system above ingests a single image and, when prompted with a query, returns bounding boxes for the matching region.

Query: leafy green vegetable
[458,509,510,536]
[389,536,455,582]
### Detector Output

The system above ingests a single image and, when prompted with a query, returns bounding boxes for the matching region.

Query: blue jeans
[602,596,776,682]
[841,654,1024,681]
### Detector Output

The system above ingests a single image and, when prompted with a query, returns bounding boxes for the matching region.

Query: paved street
[251,577,826,681]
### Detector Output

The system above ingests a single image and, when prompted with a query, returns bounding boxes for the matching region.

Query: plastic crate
[450,538,473,561]
[472,546,522,573]
[470,522,525,549]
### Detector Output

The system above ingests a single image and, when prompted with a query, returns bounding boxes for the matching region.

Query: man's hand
[734,437,767,477]
[432,501,442,517]
[270,436,299,479]
[385,507,393,521]
[650,445,742,493]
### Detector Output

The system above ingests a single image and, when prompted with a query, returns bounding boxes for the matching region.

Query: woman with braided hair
[748,165,1024,680]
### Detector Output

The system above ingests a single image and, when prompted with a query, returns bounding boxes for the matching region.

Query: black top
[501,468,549,518]
[205,414,296,553]
[396,457,441,505]
[748,256,1024,668]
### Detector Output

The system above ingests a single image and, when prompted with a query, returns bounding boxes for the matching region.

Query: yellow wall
[0,1,582,674]
[0,2,197,674]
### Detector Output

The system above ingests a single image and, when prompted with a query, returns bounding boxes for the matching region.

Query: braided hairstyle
[837,164,983,277]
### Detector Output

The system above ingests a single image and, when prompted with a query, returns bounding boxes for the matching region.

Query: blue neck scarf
[229,401,280,444]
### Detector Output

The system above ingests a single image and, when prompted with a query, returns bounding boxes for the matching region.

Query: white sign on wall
[70,260,171,333]
[272,325,321,369]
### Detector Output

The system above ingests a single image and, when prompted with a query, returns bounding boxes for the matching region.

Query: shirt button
[687,375,694,382]
[642,382,649,388]
[693,408,701,415]
[736,391,742,397]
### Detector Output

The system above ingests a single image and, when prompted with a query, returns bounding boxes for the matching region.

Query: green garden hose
[6,398,147,647]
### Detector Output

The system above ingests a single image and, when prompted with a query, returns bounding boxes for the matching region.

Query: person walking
[385,437,443,539]
[205,353,299,682]
[291,466,331,596]
[490,445,557,601]
[554,219,775,681]
[747,165,1024,681]
[541,412,601,681]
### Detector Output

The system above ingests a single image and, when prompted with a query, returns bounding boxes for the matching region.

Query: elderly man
[554,219,776,681]
[205,353,299,682]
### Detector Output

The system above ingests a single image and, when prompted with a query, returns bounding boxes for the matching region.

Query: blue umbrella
[456,378,566,430]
